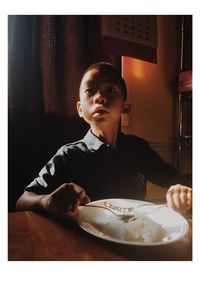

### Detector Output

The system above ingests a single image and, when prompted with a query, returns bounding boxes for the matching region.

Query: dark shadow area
[8,111,89,211]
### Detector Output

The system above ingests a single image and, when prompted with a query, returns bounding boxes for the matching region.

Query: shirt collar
[83,129,126,151]
[83,129,109,150]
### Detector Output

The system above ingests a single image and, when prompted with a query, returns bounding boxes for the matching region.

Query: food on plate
[93,213,167,243]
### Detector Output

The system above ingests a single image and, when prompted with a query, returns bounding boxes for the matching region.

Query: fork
[104,201,165,213]
[83,204,136,222]
[84,202,165,222]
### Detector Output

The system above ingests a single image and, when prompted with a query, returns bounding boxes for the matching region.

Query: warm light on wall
[132,59,143,79]
[122,56,143,80]
[122,56,158,83]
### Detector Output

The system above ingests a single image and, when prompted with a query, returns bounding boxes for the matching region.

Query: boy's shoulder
[59,139,87,153]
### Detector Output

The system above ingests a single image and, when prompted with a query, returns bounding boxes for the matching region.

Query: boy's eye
[108,88,115,93]
[85,89,93,95]
[105,86,117,95]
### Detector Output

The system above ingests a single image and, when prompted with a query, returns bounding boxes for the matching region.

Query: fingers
[48,183,91,214]
[81,194,91,205]
[180,188,187,210]
[49,192,73,213]
[70,183,87,202]
[186,188,192,210]
[68,183,91,211]
[166,184,192,213]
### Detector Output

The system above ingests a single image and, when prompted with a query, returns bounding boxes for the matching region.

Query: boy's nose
[93,91,107,104]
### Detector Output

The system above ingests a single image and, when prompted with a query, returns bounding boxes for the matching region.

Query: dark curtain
[8,15,109,211]
[8,15,104,116]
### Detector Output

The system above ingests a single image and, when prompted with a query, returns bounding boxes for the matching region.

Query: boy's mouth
[93,106,109,114]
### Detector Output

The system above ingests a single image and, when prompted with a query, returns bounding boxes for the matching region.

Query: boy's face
[77,68,125,128]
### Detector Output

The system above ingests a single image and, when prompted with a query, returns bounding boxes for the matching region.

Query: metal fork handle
[84,204,123,216]
[84,202,166,215]
[83,204,137,222]
[103,201,166,213]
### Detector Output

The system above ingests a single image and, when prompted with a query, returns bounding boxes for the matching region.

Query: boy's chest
[69,147,146,199]
[77,146,141,174]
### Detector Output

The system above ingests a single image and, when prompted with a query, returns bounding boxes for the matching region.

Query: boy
[16,62,192,218]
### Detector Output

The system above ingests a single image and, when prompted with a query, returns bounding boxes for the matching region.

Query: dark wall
[182,15,192,71]
[8,112,89,211]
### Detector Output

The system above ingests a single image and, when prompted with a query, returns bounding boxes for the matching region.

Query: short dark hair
[82,62,127,100]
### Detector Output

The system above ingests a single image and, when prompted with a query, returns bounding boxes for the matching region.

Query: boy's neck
[91,124,120,149]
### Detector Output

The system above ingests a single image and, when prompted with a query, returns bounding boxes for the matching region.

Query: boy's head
[80,62,127,100]
[77,62,127,128]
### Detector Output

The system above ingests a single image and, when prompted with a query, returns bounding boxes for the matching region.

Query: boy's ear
[122,100,131,113]
[77,101,83,118]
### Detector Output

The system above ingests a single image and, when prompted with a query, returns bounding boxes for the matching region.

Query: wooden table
[8,210,192,261]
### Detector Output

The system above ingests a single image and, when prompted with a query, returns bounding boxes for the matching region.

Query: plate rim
[77,198,189,246]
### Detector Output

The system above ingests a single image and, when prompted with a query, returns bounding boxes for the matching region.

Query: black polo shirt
[25,129,178,200]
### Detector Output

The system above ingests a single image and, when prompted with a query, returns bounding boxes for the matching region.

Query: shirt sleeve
[138,139,179,187]
[25,146,69,194]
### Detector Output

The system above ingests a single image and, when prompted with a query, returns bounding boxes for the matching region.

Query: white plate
[77,198,189,246]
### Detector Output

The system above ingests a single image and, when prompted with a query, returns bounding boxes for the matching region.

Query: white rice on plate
[94,213,167,243]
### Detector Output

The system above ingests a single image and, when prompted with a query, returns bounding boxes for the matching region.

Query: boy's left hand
[166,184,192,213]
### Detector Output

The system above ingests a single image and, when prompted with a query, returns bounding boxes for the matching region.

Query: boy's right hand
[43,183,91,214]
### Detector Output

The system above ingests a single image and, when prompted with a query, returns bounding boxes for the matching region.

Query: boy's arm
[16,190,51,212]
[137,139,192,212]
[16,183,91,216]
